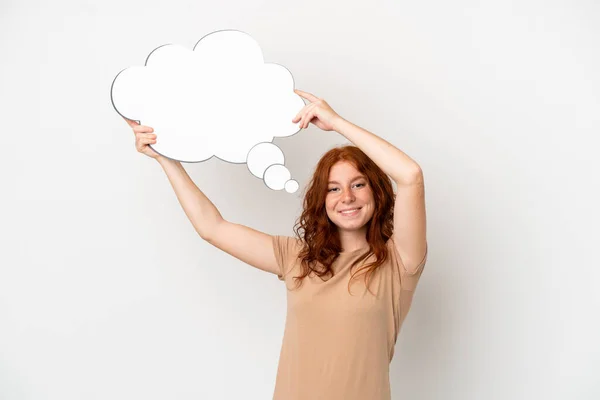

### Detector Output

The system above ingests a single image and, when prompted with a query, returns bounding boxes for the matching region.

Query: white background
[1,0,598,399]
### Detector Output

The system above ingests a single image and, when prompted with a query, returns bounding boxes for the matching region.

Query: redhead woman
[124,89,428,400]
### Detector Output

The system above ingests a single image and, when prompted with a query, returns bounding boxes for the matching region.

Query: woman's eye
[328,183,364,192]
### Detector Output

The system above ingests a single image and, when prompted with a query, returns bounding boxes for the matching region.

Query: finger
[299,104,313,128]
[137,133,157,140]
[292,105,307,123]
[134,125,154,134]
[293,103,312,123]
[294,89,319,103]
[123,117,139,127]
[136,137,156,150]
[303,111,315,129]
[300,104,317,129]
[142,137,157,144]
[137,137,156,146]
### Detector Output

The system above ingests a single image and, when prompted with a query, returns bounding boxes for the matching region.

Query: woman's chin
[334,219,367,231]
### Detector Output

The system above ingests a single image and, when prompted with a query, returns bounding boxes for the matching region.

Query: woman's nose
[342,190,356,202]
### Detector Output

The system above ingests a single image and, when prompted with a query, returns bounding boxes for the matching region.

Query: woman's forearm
[156,156,223,239]
[332,117,422,185]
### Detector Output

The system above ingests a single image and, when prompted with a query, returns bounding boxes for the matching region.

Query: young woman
[124,89,428,400]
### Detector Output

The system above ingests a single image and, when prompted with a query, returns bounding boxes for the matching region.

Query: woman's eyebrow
[328,176,365,184]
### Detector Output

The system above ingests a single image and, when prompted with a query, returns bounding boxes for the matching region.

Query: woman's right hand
[123,117,162,160]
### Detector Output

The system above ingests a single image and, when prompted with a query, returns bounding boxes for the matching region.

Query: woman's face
[325,161,375,232]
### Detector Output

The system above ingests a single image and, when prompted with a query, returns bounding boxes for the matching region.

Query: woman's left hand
[292,89,342,131]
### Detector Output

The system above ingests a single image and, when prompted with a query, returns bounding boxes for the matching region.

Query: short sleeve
[272,235,301,281]
[388,236,428,291]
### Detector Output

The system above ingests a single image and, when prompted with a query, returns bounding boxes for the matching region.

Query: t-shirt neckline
[339,245,370,255]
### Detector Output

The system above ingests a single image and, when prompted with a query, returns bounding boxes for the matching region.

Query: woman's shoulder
[272,235,304,258]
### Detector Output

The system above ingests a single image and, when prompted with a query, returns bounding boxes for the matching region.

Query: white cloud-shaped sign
[111,29,305,193]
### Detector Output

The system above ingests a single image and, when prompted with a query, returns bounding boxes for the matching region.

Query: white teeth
[340,208,360,214]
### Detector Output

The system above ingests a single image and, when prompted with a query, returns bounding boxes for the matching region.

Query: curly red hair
[292,145,396,294]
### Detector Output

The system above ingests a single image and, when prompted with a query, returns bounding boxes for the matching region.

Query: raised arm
[124,117,279,276]
[157,157,223,239]
[292,90,428,272]
[157,157,280,276]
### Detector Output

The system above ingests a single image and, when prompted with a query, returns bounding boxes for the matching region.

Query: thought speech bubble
[111,29,304,193]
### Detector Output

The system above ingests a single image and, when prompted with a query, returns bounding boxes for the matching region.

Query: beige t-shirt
[271,235,427,400]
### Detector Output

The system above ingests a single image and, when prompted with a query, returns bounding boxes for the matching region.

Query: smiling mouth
[339,207,362,216]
